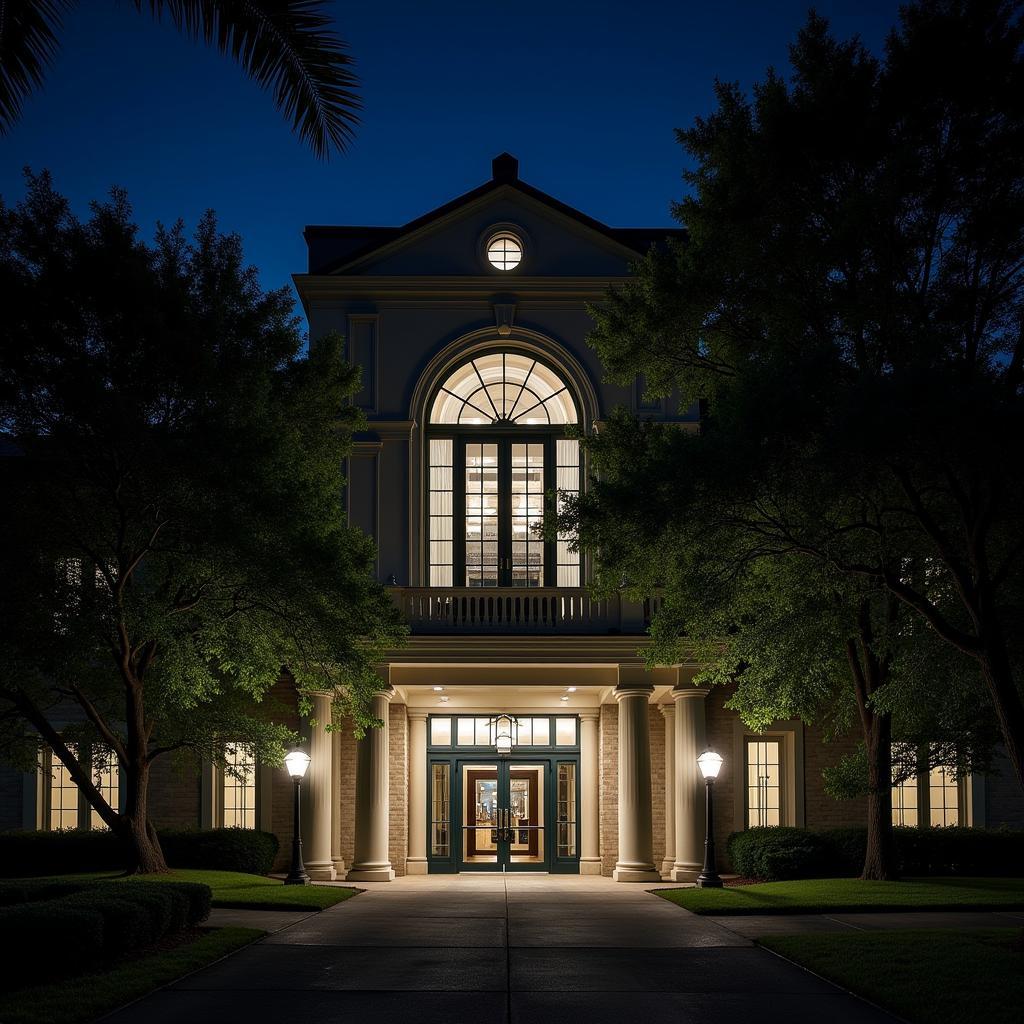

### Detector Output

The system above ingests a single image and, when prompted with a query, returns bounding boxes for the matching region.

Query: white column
[347,688,396,881]
[612,685,661,882]
[407,710,429,875]
[672,687,709,880]
[331,727,345,877]
[660,704,676,877]
[578,709,602,875]
[303,690,337,880]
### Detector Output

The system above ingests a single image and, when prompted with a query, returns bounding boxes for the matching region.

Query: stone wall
[599,702,618,875]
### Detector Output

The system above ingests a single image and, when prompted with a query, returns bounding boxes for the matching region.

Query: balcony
[391,587,664,635]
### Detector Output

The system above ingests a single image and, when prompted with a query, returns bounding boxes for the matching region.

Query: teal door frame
[427,752,581,874]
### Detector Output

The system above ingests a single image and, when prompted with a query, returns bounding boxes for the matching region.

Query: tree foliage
[581,0,1024,791]
[0,1,360,158]
[0,172,404,870]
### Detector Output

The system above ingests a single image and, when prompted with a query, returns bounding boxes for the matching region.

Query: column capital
[672,686,710,702]
[658,703,676,718]
[577,708,601,721]
[614,684,654,702]
[407,708,430,722]
[375,685,396,704]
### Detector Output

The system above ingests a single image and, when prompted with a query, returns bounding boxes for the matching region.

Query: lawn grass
[16,868,362,911]
[760,928,1024,1024]
[0,926,263,1024]
[654,876,1024,914]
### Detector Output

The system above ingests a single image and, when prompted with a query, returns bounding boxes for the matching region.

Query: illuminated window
[746,738,782,827]
[48,745,80,830]
[929,762,960,827]
[556,763,577,857]
[556,439,581,586]
[429,353,577,425]
[428,439,454,587]
[891,744,920,828]
[486,231,523,271]
[222,743,257,829]
[431,764,450,857]
[90,745,120,829]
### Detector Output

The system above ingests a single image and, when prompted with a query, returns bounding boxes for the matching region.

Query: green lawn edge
[2,868,363,911]
[653,876,1024,915]
[759,928,1024,1024]
[0,926,264,1024]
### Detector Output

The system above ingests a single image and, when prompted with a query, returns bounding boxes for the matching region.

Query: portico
[300,645,711,882]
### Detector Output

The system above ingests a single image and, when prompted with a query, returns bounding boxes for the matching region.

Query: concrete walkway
[105,874,897,1024]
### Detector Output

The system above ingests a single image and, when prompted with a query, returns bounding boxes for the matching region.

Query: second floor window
[427,352,581,588]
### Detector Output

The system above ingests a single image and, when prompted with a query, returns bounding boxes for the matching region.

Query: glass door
[457,761,548,870]
[461,439,547,587]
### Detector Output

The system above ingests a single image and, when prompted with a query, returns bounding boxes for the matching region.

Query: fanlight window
[430,353,578,425]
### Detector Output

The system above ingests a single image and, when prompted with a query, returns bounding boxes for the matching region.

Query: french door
[458,761,547,871]
[460,437,548,587]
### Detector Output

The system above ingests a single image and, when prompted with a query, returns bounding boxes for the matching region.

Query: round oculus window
[485,231,523,271]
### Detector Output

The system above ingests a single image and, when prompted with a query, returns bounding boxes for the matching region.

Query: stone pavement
[104,874,898,1024]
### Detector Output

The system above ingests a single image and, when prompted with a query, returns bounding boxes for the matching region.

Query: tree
[0,1,359,158]
[584,0,1024,789]
[0,172,405,872]
[565,412,996,878]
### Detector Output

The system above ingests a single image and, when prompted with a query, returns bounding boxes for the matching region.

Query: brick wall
[389,702,409,876]
[148,754,202,830]
[337,718,357,871]
[599,702,618,875]
[649,705,666,872]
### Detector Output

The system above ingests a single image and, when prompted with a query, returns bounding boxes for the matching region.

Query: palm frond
[0,0,75,134]
[138,1,360,159]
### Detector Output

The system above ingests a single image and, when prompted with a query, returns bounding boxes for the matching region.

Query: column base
[669,862,702,882]
[406,858,429,875]
[347,865,396,882]
[305,861,337,881]
[332,857,347,876]
[579,859,603,876]
[661,858,676,877]
[613,864,662,883]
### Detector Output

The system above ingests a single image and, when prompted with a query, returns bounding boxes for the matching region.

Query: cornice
[293,274,631,306]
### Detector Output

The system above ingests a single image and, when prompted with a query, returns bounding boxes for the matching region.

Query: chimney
[491,153,519,183]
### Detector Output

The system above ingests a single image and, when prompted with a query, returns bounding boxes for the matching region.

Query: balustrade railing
[391,587,657,634]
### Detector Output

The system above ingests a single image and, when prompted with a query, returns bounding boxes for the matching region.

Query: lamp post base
[696,873,723,888]
[284,871,311,886]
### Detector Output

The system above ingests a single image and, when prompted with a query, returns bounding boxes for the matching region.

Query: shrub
[726,825,1024,880]
[0,903,104,989]
[727,827,834,880]
[0,879,95,905]
[159,828,279,874]
[62,891,154,955]
[0,827,279,876]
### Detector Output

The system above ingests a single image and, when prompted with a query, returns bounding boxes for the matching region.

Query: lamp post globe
[696,748,724,889]
[284,747,311,886]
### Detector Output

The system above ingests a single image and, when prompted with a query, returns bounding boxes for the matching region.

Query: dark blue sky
[1,0,902,321]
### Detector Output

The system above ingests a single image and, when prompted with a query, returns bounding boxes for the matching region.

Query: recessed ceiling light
[567,686,577,692]
[433,686,445,691]
[560,695,570,702]
[439,696,449,703]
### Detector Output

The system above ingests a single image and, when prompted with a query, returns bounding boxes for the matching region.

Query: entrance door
[458,761,547,871]
[461,439,547,587]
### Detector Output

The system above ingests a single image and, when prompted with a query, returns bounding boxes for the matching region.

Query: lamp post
[284,747,311,886]
[696,748,724,889]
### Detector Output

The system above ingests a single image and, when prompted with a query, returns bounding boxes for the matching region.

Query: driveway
[105,874,896,1023]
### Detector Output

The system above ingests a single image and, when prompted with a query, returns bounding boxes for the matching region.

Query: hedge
[0,827,279,877]
[727,825,1024,881]
[0,880,211,991]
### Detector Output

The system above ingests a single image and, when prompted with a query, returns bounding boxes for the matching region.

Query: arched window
[427,352,581,589]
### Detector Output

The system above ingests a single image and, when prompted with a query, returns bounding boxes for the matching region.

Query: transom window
[430,353,577,425]
[427,351,581,588]
[486,231,523,271]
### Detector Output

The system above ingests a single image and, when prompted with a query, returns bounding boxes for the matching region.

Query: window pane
[746,739,782,828]
[531,718,550,745]
[430,717,452,745]
[465,443,499,587]
[475,717,491,744]
[431,764,450,857]
[511,443,544,587]
[555,717,577,745]
[49,744,79,830]
[428,439,454,588]
[557,762,577,857]
[929,759,959,827]
[90,745,120,830]
[457,717,475,746]
[891,742,919,827]
[556,439,581,586]
[223,742,257,829]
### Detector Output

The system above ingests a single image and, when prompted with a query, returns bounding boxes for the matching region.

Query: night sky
[1,0,902,322]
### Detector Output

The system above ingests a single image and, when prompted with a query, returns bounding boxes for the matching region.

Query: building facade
[3,155,1022,876]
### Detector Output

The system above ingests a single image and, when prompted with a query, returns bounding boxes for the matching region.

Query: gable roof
[304,153,685,275]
